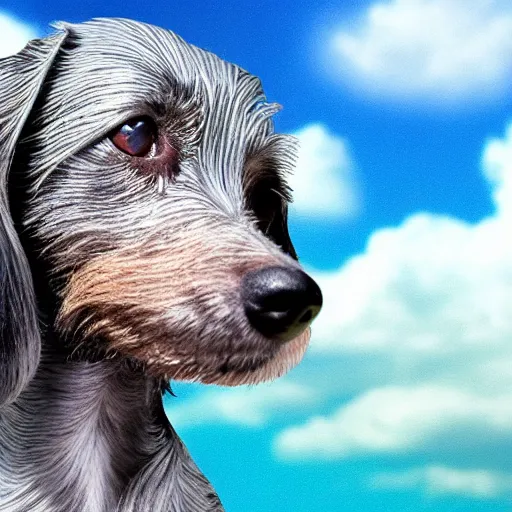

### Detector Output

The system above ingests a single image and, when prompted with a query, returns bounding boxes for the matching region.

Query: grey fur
[0,31,67,407]
[0,351,222,511]
[0,18,318,511]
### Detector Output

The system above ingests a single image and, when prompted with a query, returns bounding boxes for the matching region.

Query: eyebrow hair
[145,76,198,115]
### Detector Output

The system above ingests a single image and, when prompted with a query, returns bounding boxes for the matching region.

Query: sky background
[2,0,512,510]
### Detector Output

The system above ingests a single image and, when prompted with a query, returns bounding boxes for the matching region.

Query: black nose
[241,266,323,342]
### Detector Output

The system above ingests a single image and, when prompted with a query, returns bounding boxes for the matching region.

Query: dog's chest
[65,411,118,512]
[0,400,121,512]
[0,362,155,512]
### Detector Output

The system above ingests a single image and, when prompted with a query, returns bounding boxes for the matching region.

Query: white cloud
[274,122,512,467]
[331,0,512,103]
[309,123,512,357]
[275,386,512,459]
[371,466,512,498]
[289,124,358,220]
[165,381,316,428]
[0,11,37,58]
[310,212,512,356]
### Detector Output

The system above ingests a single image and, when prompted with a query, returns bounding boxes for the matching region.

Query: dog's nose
[241,266,322,342]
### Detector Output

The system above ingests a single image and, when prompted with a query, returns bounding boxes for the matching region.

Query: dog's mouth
[199,328,312,385]
[57,241,322,386]
[138,326,312,386]
[57,297,315,385]
[126,265,320,385]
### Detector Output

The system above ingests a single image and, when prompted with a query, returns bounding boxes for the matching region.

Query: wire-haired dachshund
[0,17,323,512]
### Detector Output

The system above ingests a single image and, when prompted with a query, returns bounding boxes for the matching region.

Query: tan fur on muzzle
[58,224,310,386]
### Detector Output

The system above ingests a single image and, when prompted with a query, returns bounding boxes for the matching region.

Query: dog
[0,17,323,511]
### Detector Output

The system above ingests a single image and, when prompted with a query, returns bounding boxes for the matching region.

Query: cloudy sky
[3,0,512,510]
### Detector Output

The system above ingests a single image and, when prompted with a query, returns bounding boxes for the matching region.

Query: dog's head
[0,18,322,404]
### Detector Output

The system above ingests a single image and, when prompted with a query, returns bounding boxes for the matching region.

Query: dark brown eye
[250,181,281,234]
[110,117,156,157]
[248,177,297,259]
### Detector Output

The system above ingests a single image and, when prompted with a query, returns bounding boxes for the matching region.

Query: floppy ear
[0,30,67,406]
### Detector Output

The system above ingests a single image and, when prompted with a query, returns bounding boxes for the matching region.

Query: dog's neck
[0,341,222,512]
[0,346,166,511]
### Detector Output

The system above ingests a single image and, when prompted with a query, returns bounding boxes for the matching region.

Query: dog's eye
[247,177,296,258]
[110,117,156,157]
[250,180,282,235]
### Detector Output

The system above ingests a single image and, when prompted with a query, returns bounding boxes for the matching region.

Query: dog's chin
[57,293,312,386]
[140,328,311,386]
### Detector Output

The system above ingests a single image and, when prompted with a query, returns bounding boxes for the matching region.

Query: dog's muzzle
[241,266,322,342]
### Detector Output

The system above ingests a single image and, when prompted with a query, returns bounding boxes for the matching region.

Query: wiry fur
[0,18,316,511]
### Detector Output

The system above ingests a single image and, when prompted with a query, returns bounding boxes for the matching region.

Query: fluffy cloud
[275,386,512,460]
[371,466,512,498]
[331,0,512,103]
[274,122,512,470]
[165,381,316,428]
[0,11,37,58]
[289,124,358,220]
[309,123,512,358]
[310,212,512,356]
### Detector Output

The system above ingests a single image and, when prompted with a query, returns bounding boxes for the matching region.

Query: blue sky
[3,0,512,510]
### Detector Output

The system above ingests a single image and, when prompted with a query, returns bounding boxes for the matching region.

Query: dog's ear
[0,30,67,406]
